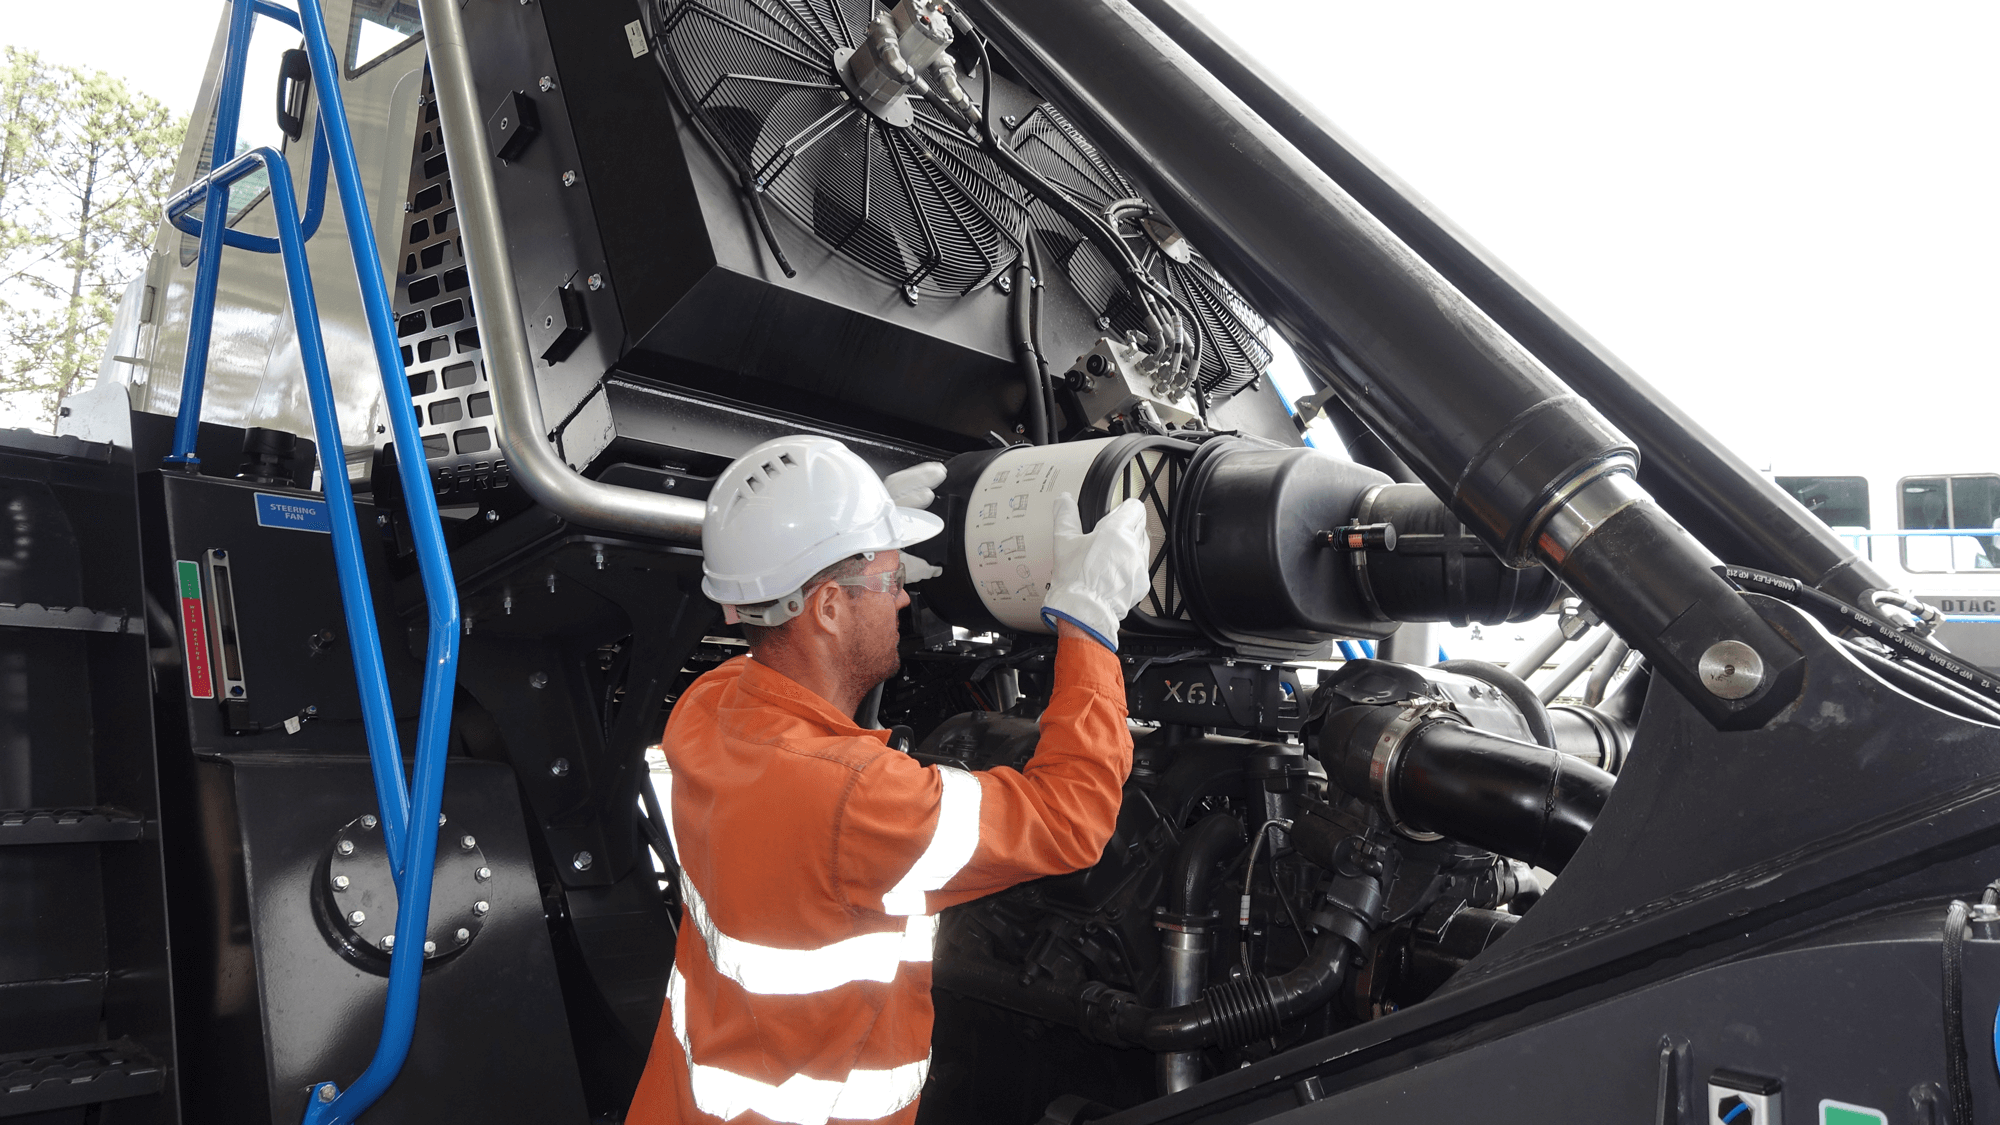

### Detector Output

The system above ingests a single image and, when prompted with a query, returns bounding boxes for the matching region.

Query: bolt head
[901,285,920,305]
[550,758,570,777]
[562,169,577,186]
[485,510,500,524]
[572,850,594,872]
[424,940,437,956]
[229,685,244,696]
[474,900,491,915]
[530,671,549,689]
[457,927,472,943]
[460,834,478,850]
[360,814,378,829]
[333,874,351,890]
[587,273,604,291]
[995,274,1012,294]
[539,75,554,91]
[348,909,367,925]
[380,935,395,951]
[1698,639,1766,700]
[319,1084,337,1103]
[1002,114,1018,129]
[1096,316,1111,330]
[476,866,492,881]
[336,839,354,856]
[439,813,448,826]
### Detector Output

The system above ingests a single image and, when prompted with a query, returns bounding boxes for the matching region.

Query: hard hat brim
[888,505,945,548]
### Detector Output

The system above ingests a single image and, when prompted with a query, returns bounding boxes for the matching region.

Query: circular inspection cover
[318,812,492,966]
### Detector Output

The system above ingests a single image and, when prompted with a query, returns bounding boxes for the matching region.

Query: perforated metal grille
[1108,447,1188,622]
[386,76,507,506]
[648,0,1027,297]
[1010,105,1272,399]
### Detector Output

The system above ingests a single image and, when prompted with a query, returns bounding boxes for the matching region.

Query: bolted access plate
[318,812,490,966]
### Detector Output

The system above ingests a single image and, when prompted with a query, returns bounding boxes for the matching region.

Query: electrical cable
[1240,817,1293,971]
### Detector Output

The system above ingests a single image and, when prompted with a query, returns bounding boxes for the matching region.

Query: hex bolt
[539,75,555,92]
[380,935,395,951]
[530,671,549,689]
[475,866,492,881]
[473,900,491,916]
[439,812,448,826]
[485,510,500,524]
[587,273,604,291]
[337,839,355,856]
[361,814,378,829]
[333,874,351,891]
[456,927,472,944]
[348,909,367,925]
[1002,114,1018,129]
[550,758,570,777]
[1096,316,1111,330]
[1973,903,2000,940]
[995,273,1012,294]
[562,169,577,187]
[902,284,920,306]
[572,850,594,872]
[319,1084,337,1104]
[460,834,478,850]
[424,940,437,956]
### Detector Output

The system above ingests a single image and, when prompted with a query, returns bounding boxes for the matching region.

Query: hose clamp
[1368,698,1461,841]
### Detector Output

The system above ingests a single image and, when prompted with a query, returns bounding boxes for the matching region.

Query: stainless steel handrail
[416,0,706,545]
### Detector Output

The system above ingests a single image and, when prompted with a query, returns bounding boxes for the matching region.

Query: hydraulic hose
[1393,722,1611,873]
[1009,255,1049,445]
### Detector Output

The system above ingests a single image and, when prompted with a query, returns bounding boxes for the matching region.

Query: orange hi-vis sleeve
[628,635,1130,1125]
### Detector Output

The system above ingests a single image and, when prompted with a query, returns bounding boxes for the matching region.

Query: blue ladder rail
[162,0,462,1120]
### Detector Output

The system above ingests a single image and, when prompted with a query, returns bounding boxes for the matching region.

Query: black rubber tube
[1393,722,1613,873]
[1437,658,1555,749]
[1009,255,1049,445]
[1102,934,1351,1051]
[1169,812,1243,918]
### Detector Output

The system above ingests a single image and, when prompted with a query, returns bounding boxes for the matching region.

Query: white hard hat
[700,435,944,611]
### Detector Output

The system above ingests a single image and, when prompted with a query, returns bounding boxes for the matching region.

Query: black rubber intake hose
[1168,812,1243,918]
[1085,934,1352,1051]
[1394,722,1612,873]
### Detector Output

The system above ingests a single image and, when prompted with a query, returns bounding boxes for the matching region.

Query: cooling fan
[646,0,1027,299]
[1010,104,1273,398]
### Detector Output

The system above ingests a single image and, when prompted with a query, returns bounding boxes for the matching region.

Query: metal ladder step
[0,808,144,846]
[0,1039,164,1117]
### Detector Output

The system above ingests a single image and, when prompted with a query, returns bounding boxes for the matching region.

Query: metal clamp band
[1368,698,1458,841]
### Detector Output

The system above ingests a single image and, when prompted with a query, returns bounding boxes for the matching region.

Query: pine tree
[0,50,186,425]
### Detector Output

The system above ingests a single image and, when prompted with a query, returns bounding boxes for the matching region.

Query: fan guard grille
[1011,105,1273,398]
[649,0,1026,297]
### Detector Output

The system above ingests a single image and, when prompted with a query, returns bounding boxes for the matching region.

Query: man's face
[837,549,908,692]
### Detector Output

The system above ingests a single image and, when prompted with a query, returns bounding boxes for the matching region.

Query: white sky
[5,0,1993,473]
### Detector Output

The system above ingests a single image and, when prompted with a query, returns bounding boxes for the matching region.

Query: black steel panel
[193,755,586,1123]
[140,472,425,756]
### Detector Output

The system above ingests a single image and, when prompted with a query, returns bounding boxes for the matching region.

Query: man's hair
[740,553,873,649]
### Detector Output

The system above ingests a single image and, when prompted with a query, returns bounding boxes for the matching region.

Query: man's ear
[801,581,844,637]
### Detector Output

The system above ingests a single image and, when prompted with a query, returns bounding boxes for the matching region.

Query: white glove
[1039,493,1152,650]
[884,461,947,510]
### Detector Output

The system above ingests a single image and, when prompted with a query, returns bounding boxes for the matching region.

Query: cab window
[1776,475,1869,530]
[1900,475,2000,572]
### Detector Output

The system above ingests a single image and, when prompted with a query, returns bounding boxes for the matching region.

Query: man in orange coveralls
[629,434,1153,1125]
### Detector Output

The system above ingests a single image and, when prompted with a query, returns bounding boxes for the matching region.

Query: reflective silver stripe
[880,765,982,916]
[681,872,931,994]
[662,757,970,995]
[668,965,929,1125]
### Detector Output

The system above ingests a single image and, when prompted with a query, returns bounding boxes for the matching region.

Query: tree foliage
[0,49,186,426]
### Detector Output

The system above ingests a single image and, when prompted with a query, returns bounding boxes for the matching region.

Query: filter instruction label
[964,445,1096,632]
[176,559,214,699]
[255,493,330,533]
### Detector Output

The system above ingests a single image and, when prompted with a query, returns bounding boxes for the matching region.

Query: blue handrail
[163,0,463,1119]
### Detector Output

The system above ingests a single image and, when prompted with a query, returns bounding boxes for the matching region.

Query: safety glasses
[828,560,907,597]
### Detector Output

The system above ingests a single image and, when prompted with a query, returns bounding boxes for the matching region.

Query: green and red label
[176,560,214,699]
